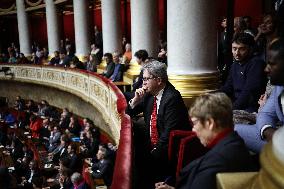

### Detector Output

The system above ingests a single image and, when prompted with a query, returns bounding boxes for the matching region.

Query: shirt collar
[155,87,165,101]
[207,128,233,149]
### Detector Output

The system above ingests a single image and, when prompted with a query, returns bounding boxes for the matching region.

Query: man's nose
[264,64,270,73]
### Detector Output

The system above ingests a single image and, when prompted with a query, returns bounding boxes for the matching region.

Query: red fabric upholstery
[168,130,195,177]
[111,115,132,189]
[176,135,208,178]
[168,130,194,161]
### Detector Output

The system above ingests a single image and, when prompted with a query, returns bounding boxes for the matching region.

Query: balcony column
[73,0,90,62]
[125,0,159,78]
[45,0,60,58]
[16,0,31,57]
[167,0,219,104]
[101,0,122,54]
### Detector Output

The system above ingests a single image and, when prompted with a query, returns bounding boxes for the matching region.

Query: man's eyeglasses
[191,119,200,126]
[142,77,157,82]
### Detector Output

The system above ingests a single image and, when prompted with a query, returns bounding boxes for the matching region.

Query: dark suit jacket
[176,132,254,189]
[91,159,113,186]
[103,62,115,78]
[132,70,143,91]
[128,81,191,158]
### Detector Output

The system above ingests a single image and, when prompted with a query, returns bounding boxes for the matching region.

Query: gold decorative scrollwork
[25,0,42,7]
[0,3,16,12]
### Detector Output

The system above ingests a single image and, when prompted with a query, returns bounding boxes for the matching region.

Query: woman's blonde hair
[189,92,233,128]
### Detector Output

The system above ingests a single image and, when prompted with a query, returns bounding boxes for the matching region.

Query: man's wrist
[261,125,276,141]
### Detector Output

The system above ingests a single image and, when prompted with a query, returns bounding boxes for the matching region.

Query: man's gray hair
[142,60,168,82]
[71,172,83,184]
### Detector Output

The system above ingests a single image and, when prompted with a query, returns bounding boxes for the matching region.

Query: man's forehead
[232,42,248,48]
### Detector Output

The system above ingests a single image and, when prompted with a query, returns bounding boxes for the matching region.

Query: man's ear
[207,118,216,131]
[157,77,163,85]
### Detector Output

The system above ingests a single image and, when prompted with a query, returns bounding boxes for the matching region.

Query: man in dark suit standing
[127,60,191,182]
[155,93,255,189]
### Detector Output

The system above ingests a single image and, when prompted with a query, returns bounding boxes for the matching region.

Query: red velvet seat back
[176,135,208,178]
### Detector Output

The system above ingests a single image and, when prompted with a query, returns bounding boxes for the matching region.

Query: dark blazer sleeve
[220,65,234,97]
[105,62,115,78]
[91,160,110,179]
[132,71,143,91]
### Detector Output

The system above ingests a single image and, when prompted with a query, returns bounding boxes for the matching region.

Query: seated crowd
[0,11,283,189]
[0,97,116,188]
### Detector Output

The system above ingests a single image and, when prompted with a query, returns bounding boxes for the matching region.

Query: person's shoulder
[215,132,250,158]
[248,55,265,65]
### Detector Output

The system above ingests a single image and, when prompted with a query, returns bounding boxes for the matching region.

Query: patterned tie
[150,96,159,147]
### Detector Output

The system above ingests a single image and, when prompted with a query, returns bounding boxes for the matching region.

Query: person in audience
[14,156,32,181]
[67,143,82,173]
[42,47,49,59]
[233,17,247,37]
[8,51,17,63]
[35,46,42,59]
[66,116,81,137]
[20,160,42,189]
[17,53,29,64]
[49,134,70,164]
[37,100,52,117]
[30,52,40,64]
[85,147,112,187]
[110,52,124,82]
[102,53,115,78]
[39,118,51,147]
[235,38,284,153]
[0,52,8,63]
[157,42,167,65]
[26,100,38,114]
[80,130,99,158]
[3,110,16,126]
[14,96,25,111]
[58,51,70,67]
[132,49,149,90]
[70,172,89,189]
[90,43,102,63]
[124,49,149,102]
[59,108,71,130]
[48,126,61,152]
[85,54,97,72]
[70,56,84,69]
[220,33,267,112]
[255,13,279,61]
[123,43,132,63]
[82,118,100,140]
[58,167,73,189]
[155,93,255,189]
[94,25,103,50]
[127,60,191,180]
[243,15,257,37]
[49,51,60,66]
[29,115,42,139]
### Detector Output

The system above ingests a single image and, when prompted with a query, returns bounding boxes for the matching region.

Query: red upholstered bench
[176,134,208,178]
[168,130,194,174]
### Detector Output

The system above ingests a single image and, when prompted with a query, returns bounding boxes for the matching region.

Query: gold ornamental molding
[217,142,284,189]
[0,3,16,12]
[25,0,43,7]
[169,71,220,98]
[0,64,123,144]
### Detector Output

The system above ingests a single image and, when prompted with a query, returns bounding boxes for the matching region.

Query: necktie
[150,96,159,147]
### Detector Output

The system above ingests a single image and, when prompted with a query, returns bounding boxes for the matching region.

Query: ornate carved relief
[0,65,122,143]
